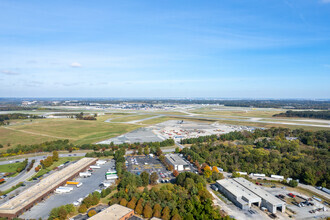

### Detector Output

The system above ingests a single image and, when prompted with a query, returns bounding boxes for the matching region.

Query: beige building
[0,157,97,219]
[89,204,134,220]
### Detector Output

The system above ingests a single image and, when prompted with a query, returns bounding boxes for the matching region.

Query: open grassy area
[0,162,24,173]
[30,156,83,180]
[0,116,142,146]
[192,109,285,118]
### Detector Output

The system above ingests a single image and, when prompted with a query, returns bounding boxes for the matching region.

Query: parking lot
[20,159,115,219]
[264,186,330,219]
[126,156,174,183]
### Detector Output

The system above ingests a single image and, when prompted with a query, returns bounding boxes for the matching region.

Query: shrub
[88,209,97,217]
[78,204,87,213]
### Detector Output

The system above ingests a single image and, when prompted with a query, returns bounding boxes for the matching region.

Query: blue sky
[0,0,329,98]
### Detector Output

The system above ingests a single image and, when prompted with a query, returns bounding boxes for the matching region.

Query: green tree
[78,204,87,213]
[135,203,143,215]
[58,207,68,220]
[52,151,59,161]
[150,172,158,185]
[153,203,162,218]
[162,206,171,220]
[138,147,143,155]
[289,180,298,187]
[144,146,150,155]
[120,198,128,206]
[141,171,150,186]
[143,203,153,218]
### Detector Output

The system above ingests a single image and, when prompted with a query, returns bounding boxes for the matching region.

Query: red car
[288,193,296,198]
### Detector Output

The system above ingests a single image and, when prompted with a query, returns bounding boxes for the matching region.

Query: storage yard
[0,157,97,219]
[20,159,116,219]
[97,120,254,145]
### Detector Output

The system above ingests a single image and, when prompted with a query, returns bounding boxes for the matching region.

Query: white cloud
[321,0,330,3]
[70,62,82,68]
[1,70,20,75]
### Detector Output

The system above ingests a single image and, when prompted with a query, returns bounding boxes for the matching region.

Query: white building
[234,177,286,214]
[215,179,261,210]
[165,154,190,171]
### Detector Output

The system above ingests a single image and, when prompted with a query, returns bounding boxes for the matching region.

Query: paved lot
[97,127,163,144]
[126,155,174,182]
[20,160,115,220]
[264,187,330,219]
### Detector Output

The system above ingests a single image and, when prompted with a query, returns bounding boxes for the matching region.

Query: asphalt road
[20,159,115,219]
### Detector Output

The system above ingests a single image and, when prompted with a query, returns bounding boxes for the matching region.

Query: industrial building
[234,177,286,214]
[165,154,190,171]
[89,204,134,220]
[215,179,261,210]
[215,178,286,214]
[0,157,97,219]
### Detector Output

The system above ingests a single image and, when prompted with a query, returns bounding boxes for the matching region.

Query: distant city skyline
[1,0,329,98]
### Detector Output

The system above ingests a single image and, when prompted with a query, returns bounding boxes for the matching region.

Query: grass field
[0,108,328,149]
[0,116,141,146]
[0,162,24,173]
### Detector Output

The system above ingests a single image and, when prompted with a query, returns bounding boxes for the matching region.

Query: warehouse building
[89,204,134,220]
[165,154,190,171]
[0,157,98,219]
[234,177,286,214]
[215,179,261,210]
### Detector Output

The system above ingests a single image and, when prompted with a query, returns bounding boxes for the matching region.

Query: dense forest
[273,110,330,120]
[0,113,44,125]
[181,128,330,188]
[181,127,329,149]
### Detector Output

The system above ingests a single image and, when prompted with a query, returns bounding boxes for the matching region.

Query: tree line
[1,138,174,158]
[0,113,44,125]
[273,110,330,120]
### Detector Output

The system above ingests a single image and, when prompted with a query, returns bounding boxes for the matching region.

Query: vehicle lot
[264,187,330,219]
[20,159,115,219]
[126,156,174,182]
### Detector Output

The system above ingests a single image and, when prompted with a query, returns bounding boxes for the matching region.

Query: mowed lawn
[0,116,141,146]
[0,162,24,173]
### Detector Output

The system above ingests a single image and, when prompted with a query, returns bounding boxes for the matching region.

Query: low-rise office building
[165,154,190,171]
[215,179,261,210]
[233,177,286,214]
[89,204,134,220]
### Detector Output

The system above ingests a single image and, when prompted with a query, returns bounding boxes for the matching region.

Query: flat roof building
[233,177,285,214]
[0,157,97,219]
[165,154,190,171]
[89,204,134,220]
[215,179,261,210]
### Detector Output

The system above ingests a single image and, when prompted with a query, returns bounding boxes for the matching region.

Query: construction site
[0,158,97,219]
